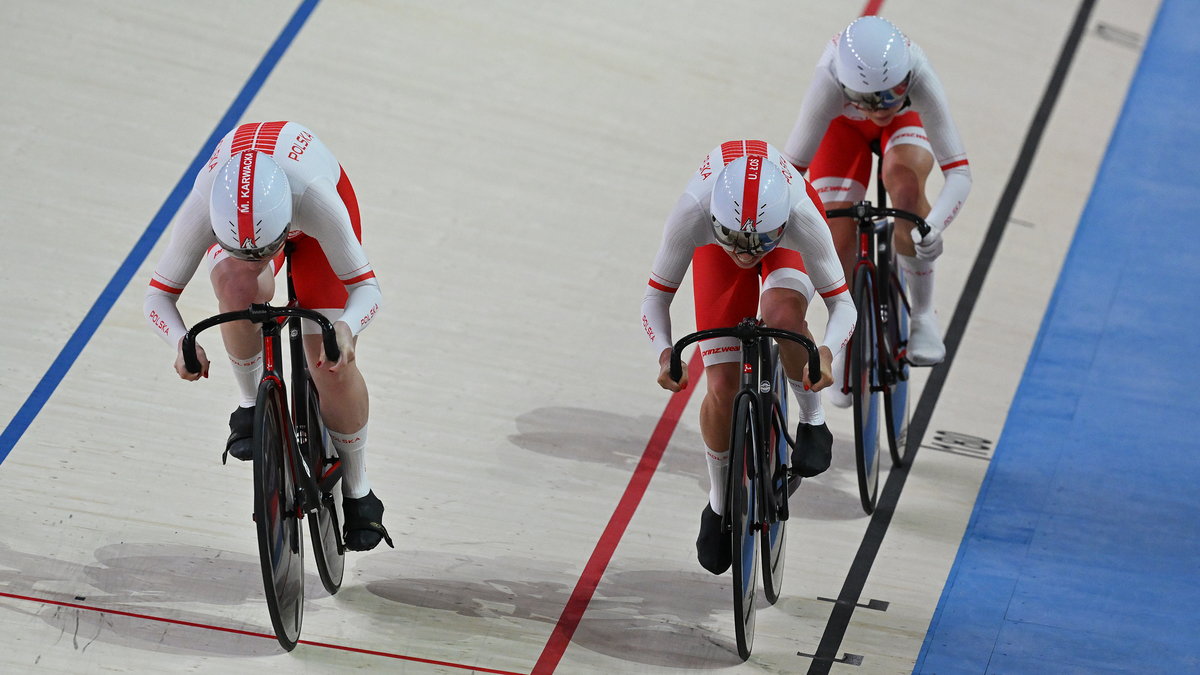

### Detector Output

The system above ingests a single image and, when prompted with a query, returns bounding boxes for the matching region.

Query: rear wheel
[300,380,344,595]
[761,343,788,605]
[729,394,759,661]
[253,381,304,651]
[851,266,882,515]
[881,264,911,468]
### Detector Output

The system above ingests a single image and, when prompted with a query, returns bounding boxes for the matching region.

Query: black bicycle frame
[181,297,342,513]
[670,319,820,523]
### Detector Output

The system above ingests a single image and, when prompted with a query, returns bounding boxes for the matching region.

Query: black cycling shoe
[696,504,731,575]
[792,422,833,478]
[342,490,395,551]
[224,406,255,464]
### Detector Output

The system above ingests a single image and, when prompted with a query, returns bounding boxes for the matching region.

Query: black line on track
[804,1,1097,672]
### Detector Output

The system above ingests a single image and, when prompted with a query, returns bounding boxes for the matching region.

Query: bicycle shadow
[0,540,329,657]
[349,548,757,668]
[508,406,868,521]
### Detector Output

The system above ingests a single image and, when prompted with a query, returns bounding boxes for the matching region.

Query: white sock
[706,444,730,516]
[329,424,371,499]
[789,379,825,425]
[228,352,263,408]
[898,254,936,318]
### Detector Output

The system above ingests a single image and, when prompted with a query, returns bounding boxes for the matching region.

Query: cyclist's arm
[143,189,213,346]
[785,202,856,356]
[909,45,972,231]
[783,46,845,172]
[641,193,706,357]
[299,178,382,336]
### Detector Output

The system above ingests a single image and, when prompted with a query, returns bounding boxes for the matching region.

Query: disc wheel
[760,343,788,605]
[882,264,911,468]
[301,380,344,595]
[851,266,882,515]
[729,395,759,661]
[253,382,304,651]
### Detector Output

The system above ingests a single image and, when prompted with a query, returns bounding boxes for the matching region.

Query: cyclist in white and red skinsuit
[784,16,971,401]
[641,140,855,574]
[143,120,391,551]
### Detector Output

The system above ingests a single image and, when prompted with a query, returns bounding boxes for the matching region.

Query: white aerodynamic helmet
[210,151,292,261]
[835,16,912,110]
[710,155,791,259]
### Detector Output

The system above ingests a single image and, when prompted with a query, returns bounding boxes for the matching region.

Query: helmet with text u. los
[710,155,791,259]
[209,151,292,261]
[835,16,912,110]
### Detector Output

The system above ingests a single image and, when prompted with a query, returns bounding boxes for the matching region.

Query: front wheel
[299,380,344,595]
[881,264,911,468]
[253,381,305,651]
[760,342,788,605]
[729,394,759,661]
[851,266,882,515]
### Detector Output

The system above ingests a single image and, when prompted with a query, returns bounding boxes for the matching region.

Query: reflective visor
[712,218,785,257]
[218,224,289,261]
[842,73,911,111]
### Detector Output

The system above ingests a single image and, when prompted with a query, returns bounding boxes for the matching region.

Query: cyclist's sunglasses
[218,224,290,262]
[842,73,911,111]
[712,219,785,257]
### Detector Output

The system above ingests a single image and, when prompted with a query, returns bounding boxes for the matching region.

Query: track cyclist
[783,15,972,404]
[143,120,392,551]
[641,140,856,574]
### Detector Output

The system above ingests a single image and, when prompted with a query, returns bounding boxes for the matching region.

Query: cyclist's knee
[760,290,809,334]
[704,363,740,400]
[211,261,272,308]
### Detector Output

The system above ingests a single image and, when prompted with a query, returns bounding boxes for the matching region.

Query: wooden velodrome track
[0,0,1167,672]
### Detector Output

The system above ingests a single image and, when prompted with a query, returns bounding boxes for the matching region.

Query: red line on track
[861,0,885,15]
[0,591,525,675]
[531,353,704,675]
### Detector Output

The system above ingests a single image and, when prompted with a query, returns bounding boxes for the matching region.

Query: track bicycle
[669,318,821,661]
[825,148,931,515]
[181,250,346,651]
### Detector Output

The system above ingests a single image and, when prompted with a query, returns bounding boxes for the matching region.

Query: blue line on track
[915,0,1200,671]
[0,0,320,466]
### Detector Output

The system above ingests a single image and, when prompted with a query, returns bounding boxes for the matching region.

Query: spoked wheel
[300,380,344,595]
[253,382,305,651]
[851,267,882,515]
[760,343,788,605]
[729,395,759,661]
[881,265,911,468]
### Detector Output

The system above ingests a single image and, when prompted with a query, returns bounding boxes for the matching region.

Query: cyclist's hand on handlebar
[913,225,944,260]
[175,339,209,381]
[317,321,357,373]
[804,345,835,392]
[657,348,687,392]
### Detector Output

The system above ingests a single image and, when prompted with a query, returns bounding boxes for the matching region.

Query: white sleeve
[782,199,855,356]
[640,193,706,357]
[143,189,214,346]
[783,54,846,172]
[295,178,382,335]
[909,46,972,231]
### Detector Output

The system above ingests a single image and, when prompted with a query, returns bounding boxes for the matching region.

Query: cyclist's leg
[292,233,391,551]
[206,245,281,460]
[810,118,875,405]
[809,116,876,282]
[881,118,944,364]
[692,245,759,511]
[692,245,758,574]
[759,258,833,477]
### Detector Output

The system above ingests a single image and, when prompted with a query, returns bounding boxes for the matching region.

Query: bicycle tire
[851,265,882,515]
[881,264,911,468]
[253,380,305,651]
[300,380,345,595]
[760,342,788,605]
[729,394,759,661]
